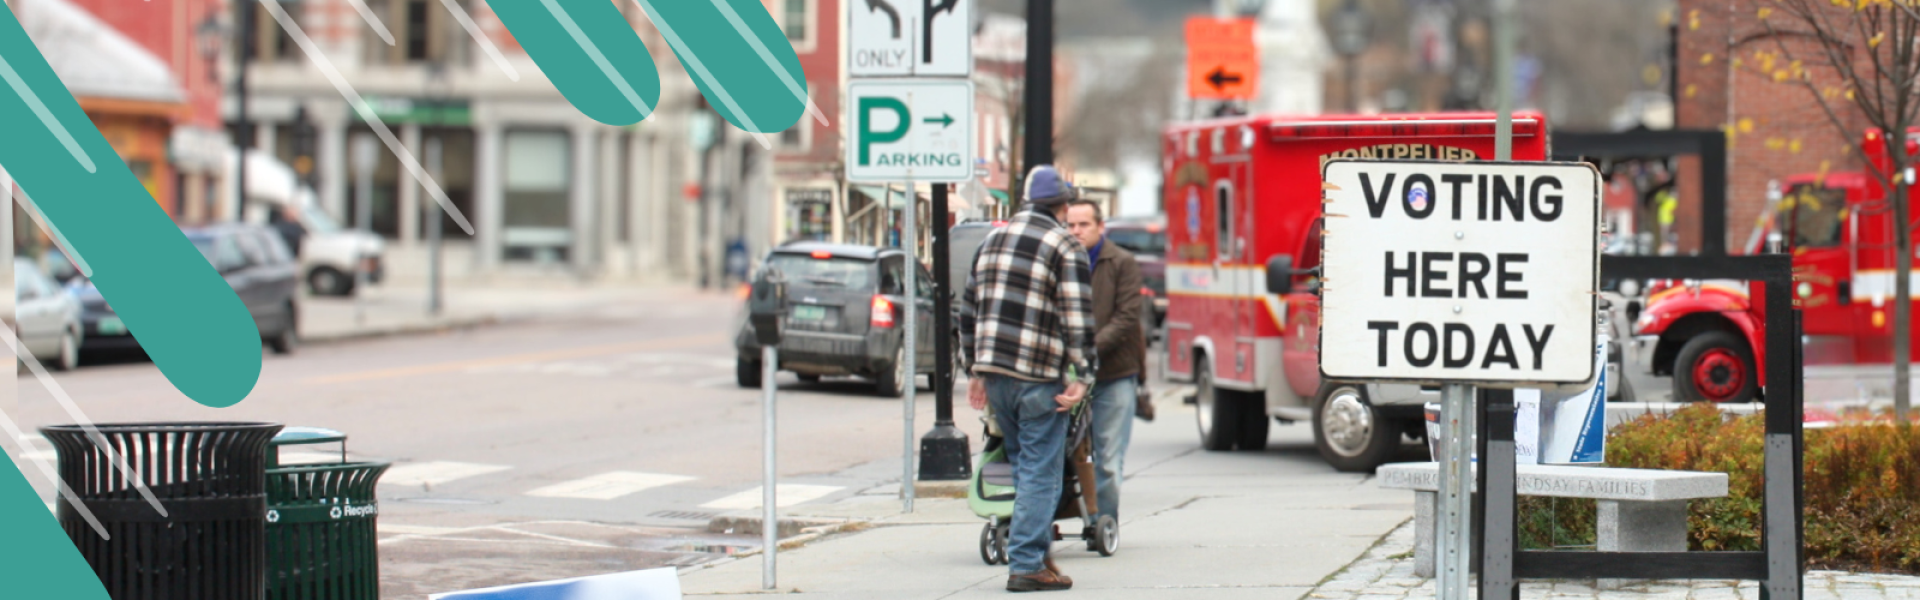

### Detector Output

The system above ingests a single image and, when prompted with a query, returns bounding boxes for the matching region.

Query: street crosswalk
[524,471,695,500]
[379,461,514,488]
[700,484,846,510]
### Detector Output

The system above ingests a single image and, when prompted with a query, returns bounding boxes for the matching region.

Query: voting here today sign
[1318,159,1601,386]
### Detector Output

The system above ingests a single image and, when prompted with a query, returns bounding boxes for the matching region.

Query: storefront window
[786,188,832,243]
[503,130,572,263]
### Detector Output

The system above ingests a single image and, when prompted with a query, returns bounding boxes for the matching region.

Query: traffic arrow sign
[1185,17,1259,100]
[849,0,973,77]
[922,113,955,129]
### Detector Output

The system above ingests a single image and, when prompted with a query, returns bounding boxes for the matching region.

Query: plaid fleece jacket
[959,208,1097,385]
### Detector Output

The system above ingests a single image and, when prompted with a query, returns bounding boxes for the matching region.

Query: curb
[301,314,503,345]
[913,479,969,499]
[702,516,872,559]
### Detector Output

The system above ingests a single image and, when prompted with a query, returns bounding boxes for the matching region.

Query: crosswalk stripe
[700,484,844,510]
[525,471,695,500]
[379,461,511,488]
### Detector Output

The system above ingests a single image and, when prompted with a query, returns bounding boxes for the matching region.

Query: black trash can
[42,421,282,600]
[264,427,390,600]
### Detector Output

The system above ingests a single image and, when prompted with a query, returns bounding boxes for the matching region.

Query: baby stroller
[969,399,1118,565]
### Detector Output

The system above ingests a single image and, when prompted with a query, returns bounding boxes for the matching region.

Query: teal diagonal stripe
[0,460,107,599]
[634,0,808,134]
[0,4,260,407]
[492,0,662,125]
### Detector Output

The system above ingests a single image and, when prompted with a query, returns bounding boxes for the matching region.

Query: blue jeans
[986,375,1069,576]
[1090,377,1135,522]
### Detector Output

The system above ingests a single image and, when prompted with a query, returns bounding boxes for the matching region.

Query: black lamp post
[1331,0,1372,113]
[233,0,256,221]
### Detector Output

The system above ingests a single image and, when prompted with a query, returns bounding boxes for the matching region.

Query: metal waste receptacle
[265,426,390,600]
[42,421,283,600]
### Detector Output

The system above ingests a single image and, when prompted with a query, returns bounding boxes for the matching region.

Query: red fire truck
[1161,112,1551,471]
[1634,128,1920,403]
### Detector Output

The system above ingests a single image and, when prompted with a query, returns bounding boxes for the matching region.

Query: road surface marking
[303,333,725,385]
[525,471,695,500]
[379,461,511,488]
[700,484,843,510]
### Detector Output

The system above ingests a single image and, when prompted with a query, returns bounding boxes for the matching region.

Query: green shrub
[1515,403,1920,573]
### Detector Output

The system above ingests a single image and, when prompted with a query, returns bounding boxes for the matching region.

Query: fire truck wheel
[1237,393,1270,451]
[1672,331,1757,403]
[1194,355,1241,451]
[1312,383,1397,473]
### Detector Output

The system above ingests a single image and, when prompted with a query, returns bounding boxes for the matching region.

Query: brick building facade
[1675,0,1870,253]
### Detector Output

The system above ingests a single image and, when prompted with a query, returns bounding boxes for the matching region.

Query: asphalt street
[4,286,996,598]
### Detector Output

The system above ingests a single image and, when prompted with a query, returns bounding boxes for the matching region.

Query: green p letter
[858,97,909,166]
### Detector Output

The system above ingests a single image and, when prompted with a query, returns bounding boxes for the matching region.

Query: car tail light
[872,295,895,328]
[811,250,833,259]
[736,283,752,300]
[1142,287,1155,298]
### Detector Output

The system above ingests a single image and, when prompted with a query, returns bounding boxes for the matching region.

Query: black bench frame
[1473,130,1805,599]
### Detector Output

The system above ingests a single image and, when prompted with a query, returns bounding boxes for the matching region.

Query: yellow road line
[302,333,727,385]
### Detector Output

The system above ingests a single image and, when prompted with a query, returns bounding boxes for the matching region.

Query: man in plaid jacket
[960,164,1097,593]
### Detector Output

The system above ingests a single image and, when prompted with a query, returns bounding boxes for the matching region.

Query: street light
[195,15,224,84]
[1331,0,1372,112]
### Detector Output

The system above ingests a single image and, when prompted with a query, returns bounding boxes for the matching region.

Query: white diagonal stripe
[525,471,694,500]
[0,329,117,539]
[380,461,510,487]
[438,0,520,81]
[700,484,842,510]
[344,0,396,46]
[258,0,476,235]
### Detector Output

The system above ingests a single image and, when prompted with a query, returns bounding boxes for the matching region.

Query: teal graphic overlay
[0,464,107,599]
[496,0,809,132]
[0,0,811,593]
[0,4,261,409]
[489,0,661,126]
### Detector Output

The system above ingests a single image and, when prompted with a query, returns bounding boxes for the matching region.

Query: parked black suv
[735,243,935,396]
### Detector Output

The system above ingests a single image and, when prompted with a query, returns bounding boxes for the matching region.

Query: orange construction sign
[1186,17,1259,100]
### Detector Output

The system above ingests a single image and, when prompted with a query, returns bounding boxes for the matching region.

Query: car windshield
[303,206,343,234]
[1106,228,1165,256]
[767,254,873,288]
[187,234,220,264]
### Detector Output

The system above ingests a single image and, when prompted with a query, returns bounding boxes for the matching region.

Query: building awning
[18,0,186,105]
[850,184,928,209]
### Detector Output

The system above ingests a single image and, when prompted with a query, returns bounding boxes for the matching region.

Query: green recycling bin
[264,427,391,600]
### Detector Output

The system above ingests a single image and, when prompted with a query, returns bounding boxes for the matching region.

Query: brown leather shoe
[1007,569,1073,592]
[1044,555,1068,579]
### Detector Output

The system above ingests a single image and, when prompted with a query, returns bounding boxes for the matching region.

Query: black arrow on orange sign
[1207,67,1244,90]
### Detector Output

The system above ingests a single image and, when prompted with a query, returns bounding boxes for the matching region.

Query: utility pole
[1022,0,1054,174]
[233,0,254,221]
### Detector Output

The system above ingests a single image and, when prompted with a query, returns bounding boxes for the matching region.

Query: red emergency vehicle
[1161,112,1550,471]
[1634,127,1920,403]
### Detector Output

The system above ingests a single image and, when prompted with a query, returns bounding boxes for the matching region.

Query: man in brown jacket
[1064,199,1145,524]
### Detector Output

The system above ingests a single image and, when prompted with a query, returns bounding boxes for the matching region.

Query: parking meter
[748,267,788,346]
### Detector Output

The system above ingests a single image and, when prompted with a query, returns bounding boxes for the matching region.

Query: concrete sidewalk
[676,400,1411,599]
[297,283,715,343]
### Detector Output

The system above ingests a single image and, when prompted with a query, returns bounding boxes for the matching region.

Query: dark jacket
[1090,240,1144,381]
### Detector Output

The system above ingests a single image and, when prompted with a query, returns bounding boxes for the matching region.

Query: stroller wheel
[980,523,1003,565]
[995,525,1011,564]
[1092,515,1119,557]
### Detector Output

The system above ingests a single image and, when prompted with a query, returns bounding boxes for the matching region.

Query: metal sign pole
[351,134,377,326]
[762,345,778,590]
[1439,382,1477,600]
[902,180,918,513]
[425,137,444,316]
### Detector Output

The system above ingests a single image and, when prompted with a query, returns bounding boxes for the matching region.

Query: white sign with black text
[1318,160,1600,385]
[848,0,973,77]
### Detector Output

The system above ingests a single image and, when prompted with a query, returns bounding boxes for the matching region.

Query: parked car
[76,224,301,355]
[230,149,384,296]
[13,257,82,370]
[734,243,935,397]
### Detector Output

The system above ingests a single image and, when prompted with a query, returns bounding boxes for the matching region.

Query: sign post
[847,0,975,513]
[1318,160,1600,600]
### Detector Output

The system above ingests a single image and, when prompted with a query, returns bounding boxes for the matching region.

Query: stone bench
[1376,462,1729,579]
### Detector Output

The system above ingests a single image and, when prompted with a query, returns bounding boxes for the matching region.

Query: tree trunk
[1894,132,1913,421]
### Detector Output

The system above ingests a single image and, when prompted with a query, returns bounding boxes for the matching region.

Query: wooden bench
[1376,462,1729,579]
